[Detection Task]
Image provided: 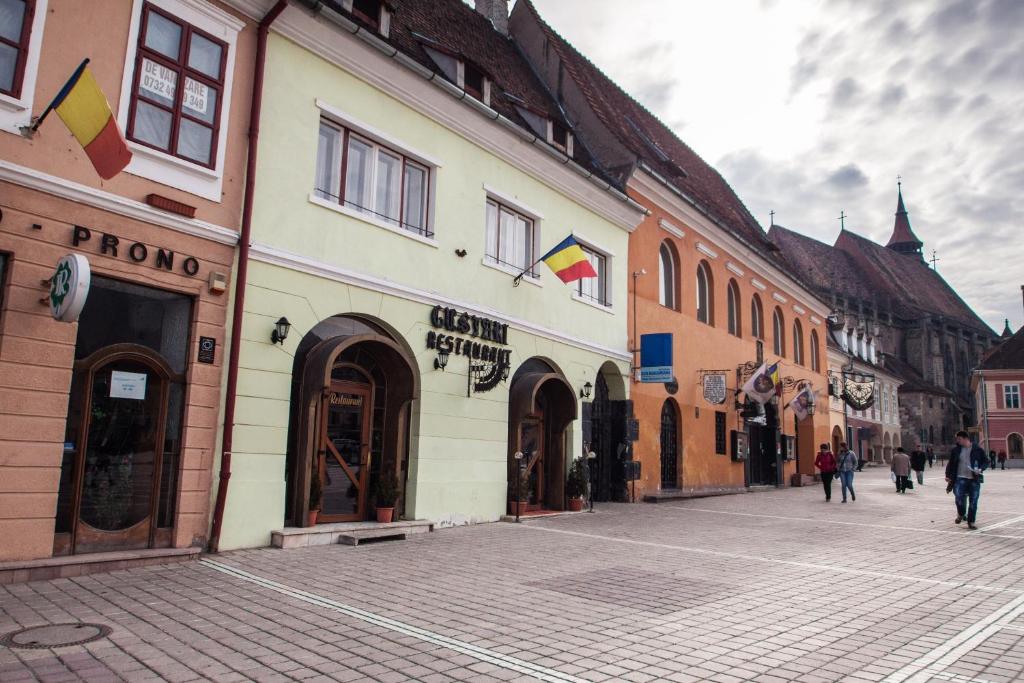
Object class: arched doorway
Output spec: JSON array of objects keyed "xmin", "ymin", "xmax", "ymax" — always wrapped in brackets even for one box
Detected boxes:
[
  {"xmin": 1008, "ymin": 433, "xmax": 1024, "ymax": 460},
  {"xmin": 831, "ymin": 426, "xmax": 843, "ymax": 454},
  {"xmin": 286, "ymin": 315, "xmax": 418, "ymax": 526},
  {"xmin": 508, "ymin": 358, "xmax": 576, "ymax": 513},
  {"xmin": 660, "ymin": 399, "xmax": 680, "ymax": 489},
  {"xmin": 585, "ymin": 362, "xmax": 628, "ymax": 502}
]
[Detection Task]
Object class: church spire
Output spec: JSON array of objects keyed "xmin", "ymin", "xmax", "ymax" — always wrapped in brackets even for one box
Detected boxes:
[
  {"xmin": 1003, "ymin": 318, "xmax": 1013, "ymax": 338},
  {"xmin": 886, "ymin": 179, "xmax": 924, "ymax": 259}
]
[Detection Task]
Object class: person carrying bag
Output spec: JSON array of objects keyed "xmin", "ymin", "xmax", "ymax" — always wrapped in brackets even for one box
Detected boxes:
[{"xmin": 836, "ymin": 442, "xmax": 857, "ymax": 503}]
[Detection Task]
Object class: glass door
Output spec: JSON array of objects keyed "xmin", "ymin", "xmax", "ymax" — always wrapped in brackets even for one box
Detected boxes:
[{"xmin": 318, "ymin": 382, "xmax": 372, "ymax": 522}]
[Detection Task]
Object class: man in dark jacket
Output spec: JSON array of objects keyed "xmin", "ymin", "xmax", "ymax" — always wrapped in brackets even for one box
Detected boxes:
[
  {"xmin": 910, "ymin": 447, "xmax": 927, "ymax": 485},
  {"xmin": 945, "ymin": 430, "xmax": 988, "ymax": 530}
]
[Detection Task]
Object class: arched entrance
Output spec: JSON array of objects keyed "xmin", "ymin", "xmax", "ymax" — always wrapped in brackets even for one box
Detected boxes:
[
  {"xmin": 1008, "ymin": 433, "xmax": 1023, "ymax": 459},
  {"xmin": 287, "ymin": 315, "xmax": 418, "ymax": 526},
  {"xmin": 508, "ymin": 358, "xmax": 576, "ymax": 512},
  {"xmin": 831, "ymin": 426, "xmax": 843, "ymax": 454},
  {"xmin": 660, "ymin": 399, "xmax": 680, "ymax": 489},
  {"xmin": 585, "ymin": 362, "xmax": 628, "ymax": 502}
]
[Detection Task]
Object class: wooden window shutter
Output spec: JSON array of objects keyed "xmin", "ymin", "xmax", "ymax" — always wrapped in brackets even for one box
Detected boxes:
[{"xmin": 996, "ymin": 384, "xmax": 1004, "ymax": 409}]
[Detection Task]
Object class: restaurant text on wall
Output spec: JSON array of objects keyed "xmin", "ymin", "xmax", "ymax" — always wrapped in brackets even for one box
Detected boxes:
[{"xmin": 426, "ymin": 305, "xmax": 512, "ymax": 367}]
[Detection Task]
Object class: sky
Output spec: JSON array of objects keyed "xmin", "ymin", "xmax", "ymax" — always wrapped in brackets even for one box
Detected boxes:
[{"xmin": 527, "ymin": 0, "xmax": 1024, "ymax": 334}]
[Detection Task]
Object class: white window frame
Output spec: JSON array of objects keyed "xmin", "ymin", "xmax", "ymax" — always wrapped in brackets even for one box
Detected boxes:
[
  {"xmin": 658, "ymin": 241, "xmax": 677, "ymax": 310},
  {"xmin": 572, "ymin": 238, "xmax": 612, "ymax": 310},
  {"xmin": 0, "ymin": 0, "xmax": 48, "ymax": 136},
  {"xmin": 116, "ymin": 0, "xmax": 241, "ymax": 201},
  {"xmin": 482, "ymin": 190, "xmax": 541, "ymax": 284},
  {"xmin": 1005, "ymin": 384, "xmax": 1021, "ymax": 410}
]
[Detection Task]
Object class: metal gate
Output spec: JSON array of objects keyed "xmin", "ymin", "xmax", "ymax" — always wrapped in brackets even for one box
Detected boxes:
[{"xmin": 660, "ymin": 400, "xmax": 679, "ymax": 488}]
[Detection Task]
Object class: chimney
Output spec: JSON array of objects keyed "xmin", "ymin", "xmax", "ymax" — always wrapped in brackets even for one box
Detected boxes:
[{"xmin": 475, "ymin": 0, "xmax": 509, "ymax": 36}]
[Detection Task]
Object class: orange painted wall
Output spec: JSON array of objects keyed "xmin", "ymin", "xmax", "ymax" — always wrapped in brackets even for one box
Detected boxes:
[{"xmin": 625, "ymin": 188, "xmax": 832, "ymax": 498}]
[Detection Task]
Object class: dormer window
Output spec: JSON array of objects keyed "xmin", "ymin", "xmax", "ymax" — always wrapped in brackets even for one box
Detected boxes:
[
  {"xmin": 342, "ymin": 0, "xmax": 390, "ymax": 37},
  {"xmin": 422, "ymin": 45, "xmax": 490, "ymax": 105},
  {"xmin": 463, "ymin": 63, "xmax": 484, "ymax": 100},
  {"xmin": 550, "ymin": 120, "xmax": 573, "ymax": 155}
]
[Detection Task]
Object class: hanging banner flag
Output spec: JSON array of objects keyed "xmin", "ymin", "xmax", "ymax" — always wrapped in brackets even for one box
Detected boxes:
[
  {"xmin": 540, "ymin": 235, "xmax": 598, "ymax": 284},
  {"xmin": 702, "ymin": 372, "xmax": 727, "ymax": 404},
  {"xmin": 30, "ymin": 59, "xmax": 132, "ymax": 179},
  {"xmin": 742, "ymin": 362, "xmax": 779, "ymax": 404},
  {"xmin": 639, "ymin": 333, "xmax": 673, "ymax": 383},
  {"xmin": 789, "ymin": 386, "xmax": 815, "ymax": 421}
]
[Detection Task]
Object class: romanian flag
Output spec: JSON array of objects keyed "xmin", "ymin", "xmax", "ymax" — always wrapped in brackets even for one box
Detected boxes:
[
  {"xmin": 540, "ymin": 235, "xmax": 597, "ymax": 284},
  {"xmin": 769, "ymin": 362, "xmax": 782, "ymax": 396},
  {"xmin": 50, "ymin": 60, "xmax": 132, "ymax": 179}
]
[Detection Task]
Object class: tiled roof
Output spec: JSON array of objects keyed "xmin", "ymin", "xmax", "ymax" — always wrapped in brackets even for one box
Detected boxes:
[
  {"xmin": 513, "ymin": 0, "xmax": 774, "ymax": 255},
  {"xmin": 767, "ymin": 225, "xmax": 875, "ymax": 303},
  {"xmin": 979, "ymin": 327, "xmax": 1024, "ymax": 370},
  {"xmin": 881, "ymin": 352, "xmax": 952, "ymax": 396},
  {"xmin": 319, "ymin": 0, "xmax": 605, "ymax": 177}
]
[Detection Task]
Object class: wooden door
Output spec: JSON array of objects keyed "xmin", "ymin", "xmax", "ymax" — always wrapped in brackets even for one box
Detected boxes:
[{"xmin": 318, "ymin": 382, "xmax": 372, "ymax": 522}]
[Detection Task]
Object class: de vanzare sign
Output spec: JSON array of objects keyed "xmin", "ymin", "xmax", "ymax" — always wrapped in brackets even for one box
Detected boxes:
[
  {"xmin": 72, "ymin": 225, "xmax": 201, "ymax": 277},
  {"xmin": 426, "ymin": 305, "xmax": 512, "ymax": 366}
]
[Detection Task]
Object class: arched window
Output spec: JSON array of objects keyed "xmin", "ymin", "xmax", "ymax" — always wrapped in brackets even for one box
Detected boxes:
[
  {"xmin": 772, "ymin": 307, "xmax": 785, "ymax": 356},
  {"xmin": 792, "ymin": 319, "xmax": 804, "ymax": 365},
  {"xmin": 810, "ymin": 329, "xmax": 820, "ymax": 372},
  {"xmin": 726, "ymin": 280, "xmax": 741, "ymax": 337},
  {"xmin": 751, "ymin": 294, "xmax": 764, "ymax": 339},
  {"xmin": 658, "ymin": 241, "xmax": 678, "ymax": 310},
  {"xmin": 696, "ymin": 261, "xmax": 714, "ymax": 325}
]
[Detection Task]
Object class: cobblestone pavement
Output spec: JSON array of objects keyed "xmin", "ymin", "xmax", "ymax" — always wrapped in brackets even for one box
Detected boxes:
[{"xmin": 3, "ymin": 467, "xmax": 1024, "ymax": 682}]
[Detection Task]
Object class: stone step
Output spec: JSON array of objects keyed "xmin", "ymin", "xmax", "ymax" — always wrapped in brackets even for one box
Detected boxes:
[
  {"xmin": 271, "ymin": 520, "xmax": 434, "ymax": 549},
  {"xmin": 0, "ymin": 547, "xmax": 200, "ymax": 585},
  {"xmin": 337, "ymin": 528, "xmax": 410, "ymax": 545}
]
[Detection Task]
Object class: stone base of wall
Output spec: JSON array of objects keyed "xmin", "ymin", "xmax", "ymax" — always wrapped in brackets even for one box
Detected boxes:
[{"xmin": 0, "ymin": 548, "xmax": 200, "ymax": 585}]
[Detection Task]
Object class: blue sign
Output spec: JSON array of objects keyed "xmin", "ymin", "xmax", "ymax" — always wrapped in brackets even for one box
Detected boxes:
[{"xmin": 639, "ymin": 333, "xmax": 673, "ymax": 383}]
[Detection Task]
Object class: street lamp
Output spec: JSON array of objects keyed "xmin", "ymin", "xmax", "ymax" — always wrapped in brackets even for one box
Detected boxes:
[
  {"xmin": 270, "ymin": 317, "xmax": 291, "ymax": 345},
  {"xmin": 580, "ymin": 381, "xmax": 593, "ymax": 399},
  {"xmin": 434, "ymin": 347, "xmax": 450, "ymax": 371},
  {"xmin": 587, "ymin": 450, "xmax": 597, "ymax": 513}
]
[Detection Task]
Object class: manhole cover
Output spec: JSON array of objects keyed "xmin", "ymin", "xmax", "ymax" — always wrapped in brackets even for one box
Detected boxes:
[{"xmin": 0, "ymin": 623, "xmax": 111, "ymax": 649}]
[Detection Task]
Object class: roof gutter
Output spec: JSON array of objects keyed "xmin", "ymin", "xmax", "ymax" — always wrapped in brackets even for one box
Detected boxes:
[
  {"xmin": 294, "ymin": 0, "xmax": 648, "ymax": 221},
  {"xmin": 208, "ymin": 0, "xmax": 288, "ymax": 554}
]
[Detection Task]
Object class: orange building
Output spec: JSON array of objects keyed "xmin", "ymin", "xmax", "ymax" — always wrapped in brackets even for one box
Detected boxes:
[
  {"xmin": 512, "ymin": 1, "xmax": 832, "ymax": 499},
  {"xmin": 0, "ymin": 0, "xmax": 255, "ymax": 568}
]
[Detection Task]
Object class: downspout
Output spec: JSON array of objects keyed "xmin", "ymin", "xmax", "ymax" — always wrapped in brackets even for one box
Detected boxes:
[{"xmin": 208, "ymin": 0, "xmax": 288, "ymax": 554}]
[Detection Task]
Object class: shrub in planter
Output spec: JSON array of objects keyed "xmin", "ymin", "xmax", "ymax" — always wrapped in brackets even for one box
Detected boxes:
[
  {"xmin": 565, "ymin": 457, "xmax": 588, "ymax": 509},
  {"xmin": 308, "ymin": 470, "xmax": 323, "ymax": 526},
  {"xmin": 373, "ymin": 470, "xmax": 400, "ymax": 523}
]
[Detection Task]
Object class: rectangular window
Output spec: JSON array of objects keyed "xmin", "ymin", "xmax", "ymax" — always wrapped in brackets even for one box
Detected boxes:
[
  {"xmin": 715, "ymin": 411, "xmax": 727, "ymax": 455},
  {"xmin": 0, "ymin": 0, "xmax": 33, "ymax": 98},
  {"xmin": 576, "ymin": 246, "xmax": 608, "ymax": 306},
  {"xmin": 127, "ymin": 3, "xmax": 226, "ymax": 168},
  {"xmin": 1005, "ymin": 385, "xmax": 1021, "ymax": 410},
  {"xmin": 314, "ymin": 120, "xmax": 432, "ymax": 237},
  {"xmin": 484, "ymin": 199, "xmax": 535, "ymax": 276}
]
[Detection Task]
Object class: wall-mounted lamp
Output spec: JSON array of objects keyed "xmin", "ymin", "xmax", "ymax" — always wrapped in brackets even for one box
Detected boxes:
[
  {"xmin": 580, "ymin": 381, "xmax": 593, "ymax": 399},
  {"xmin": 434, "ymin": 347, "xmax": 450, "ymax": 371},
  {"xmin": 271, "ymin": 317, "xmax": 291, "ymax": 345}
]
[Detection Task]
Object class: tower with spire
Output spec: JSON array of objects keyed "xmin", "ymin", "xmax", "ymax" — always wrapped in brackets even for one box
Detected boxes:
[{"xmin": 886, "ymin": 181, "xmax": 924, "ymax": 260}]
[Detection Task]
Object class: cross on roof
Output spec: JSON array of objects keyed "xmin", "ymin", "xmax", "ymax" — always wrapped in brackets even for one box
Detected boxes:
[
  {"xmin": 929, "ymin": 249, "xmax": 940, "ymax": 270},
  {"xmin": 769, "ymin": 210, "xmax": 775, "ymax": 227},
  {"xmin": 837, "ymin": 210, "xmax": 846, "ymax": 230}
]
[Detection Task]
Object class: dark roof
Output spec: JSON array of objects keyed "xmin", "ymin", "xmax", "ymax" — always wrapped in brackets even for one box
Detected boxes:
[
  {"xmin": 320, "ymin": 0, "xmax": 604, "ymax": 176},
  {"xmin": 886, "ymin": 187, "xmax": 923, "ymax": 249},
  {"xmin": 768, "ymin": 225, "xmax": 875, "ymax": 303},
  {"xmin": 980, "ymin": 326, "xmax": 1024, "ymax": 370},
  {"xmin": 512, "ymin": 0, "xmax": 774, "ymax": 255},
  {"xmin": 1002, "ymin": 319, "xmax": 1014, "ymax": 338},
  {"xmin": 881, "ymin": 352, "xmax": 952, "ymax": 396}
]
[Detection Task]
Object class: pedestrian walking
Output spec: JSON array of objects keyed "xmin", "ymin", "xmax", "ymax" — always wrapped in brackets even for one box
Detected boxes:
[
  {"xmin": 946, "ymin": 431, "xmax": 988, "ymax": 530},
  {"xmin": 998, "ymin": 450, "xmax": 1007, "ymax": 470},
  {"xmin": 814, "ymin": 443, "xmax": 837, "ymax": 502},
  {"xmin": 836, "ymin": 442, "xmax": 857, "ymax": 503},
  {"xmin": 927, "ymin": 447, "xmax": 934, "ymax": 468},
  {"xmin": 911, "ymin": 446, "xmax": 926, "ymax": 485},
  {"xmin": 989, "ymin": 449, "xmax": 998, "ymax": 470},
  {"xmin": 892, "ymin": 447, "xmax": 912, "ymax": 493}
]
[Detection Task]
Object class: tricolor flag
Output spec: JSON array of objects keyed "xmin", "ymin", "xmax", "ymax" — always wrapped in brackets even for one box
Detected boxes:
[
  {"xmin": 540, "ymin": 235, "xmax": 597, "ymax": 284},
  {"xmin": 39, "ymin": 59, "xmax": 132, "ymax": 179},
  {"xmin": 742, "ymin": 362, "xmax": 780, "ymax": 404}
]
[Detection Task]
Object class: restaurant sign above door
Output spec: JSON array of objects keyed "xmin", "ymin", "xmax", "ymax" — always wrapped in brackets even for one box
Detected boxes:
[
  {"xmin": 49, "ymin": 253, "xmax": 91, "ymax": 322},
  {"xmin": 426, "ymin": 305, "xmax": 512, "ymax": 394}
]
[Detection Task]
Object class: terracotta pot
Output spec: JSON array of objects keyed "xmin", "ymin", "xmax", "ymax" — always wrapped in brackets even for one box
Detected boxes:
[
  {"xmin": 376, "ymin": 507, "xmax": 395, "ymax": 523},
  {"xmin": 567, "ymin": 498, "xmax": 584, "ymax": 512},
  {"xmin": 307, "ymin": 509, "xmax": 319, "ymax": 526},
  {"xmin": 510, "ymin": 501, "xmax": 529, "ymax": 516}
]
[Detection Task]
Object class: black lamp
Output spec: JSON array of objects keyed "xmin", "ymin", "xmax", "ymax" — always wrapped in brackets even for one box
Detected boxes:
[
  {"xmin": 271, "ymin": 317, "xmax": 291, "ymax": 345},
  {"xmin": 434, "ymin": 348, "xmax": 450, "ymax": 371},
  {"xmin": 580, "ymin": 381, "xmax": 593, "ymax": 399}
]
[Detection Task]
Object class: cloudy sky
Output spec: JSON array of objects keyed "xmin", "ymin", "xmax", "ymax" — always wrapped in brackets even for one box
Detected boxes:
[{"xmin": 530, "ymin": 0, "xmax": 1024, "ymax": 333}]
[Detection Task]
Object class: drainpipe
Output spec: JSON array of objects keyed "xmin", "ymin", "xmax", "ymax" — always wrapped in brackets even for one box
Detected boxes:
[{"xmin": 208, "ymin": 0, "xmax": 288, "ymax": 554}]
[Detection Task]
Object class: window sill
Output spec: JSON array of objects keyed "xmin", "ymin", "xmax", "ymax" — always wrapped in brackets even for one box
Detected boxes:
[
  {"xmin": 572, "ymin": 292, "xmax": 613, "ymax": 314},
  {"xmin": 308, "ymin": 193, "xmax": 439, "ymax": 248},
  {"xmin": 0, "ymin": 92, "xmax": 28, "ymax": 114},
  {"xmin": 129, "ymin": 142, "xmax": 220, "ymax": 179},
  {"xmin": 481, "ymin": 257, "xmax": 542, "ymax": 287}
]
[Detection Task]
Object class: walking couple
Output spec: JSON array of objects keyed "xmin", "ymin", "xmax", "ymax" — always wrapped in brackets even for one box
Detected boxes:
[{"xmin": 815, "ymin": 442, "xmax": 857, "ymax": 502}]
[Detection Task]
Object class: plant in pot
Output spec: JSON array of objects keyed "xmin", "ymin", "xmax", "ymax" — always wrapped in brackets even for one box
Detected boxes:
[
  {"xmin": 308, "ymin": 470, "xmax": 323, "ymax": 526},
  {"xmin": 565, "ymin": 457, "xmax": 588, "ymax": 511},
  {"xmin": 373, "ymin": 470, "xmax": 400, "ymax": 523},
  {"xmin": 510, "ymin": 467, "xmax": 533, "ymax": 516}
]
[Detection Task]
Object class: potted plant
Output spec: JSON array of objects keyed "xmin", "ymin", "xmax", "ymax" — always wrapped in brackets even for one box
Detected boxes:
[
  {"xmin": 373, "ymin": 470, "xmax": 400, "ymax": 523},
  {"xmin": 510, "ymin": 467, "xmax": 532, "ymax": 516},
  {"xmin": 565, "ymin": 457, "xmax": 588, "ymax": 511},
  {"xmin": 308, "ymin": 470, "xmax": 322, "ymax": 527}
]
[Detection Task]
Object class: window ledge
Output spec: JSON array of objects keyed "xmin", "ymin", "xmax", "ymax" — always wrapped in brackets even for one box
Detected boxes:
[
  {"xmin": 308, "ymin": 193, "xmax": 439, "ymax": 248},
  {"xmin": 572, "ymin": 292, "xmax": 613, "ymax": 314},
  {"xmin": 0, "ymin": 92, "xmax": 28, "ymax": 114},
  {"xmin": 480, "ymin": 257, "xmax": 542, "ymax": 287},
  {"xmin": 129, "ymin": 142, "xmax": 220, "ymax": 180}
]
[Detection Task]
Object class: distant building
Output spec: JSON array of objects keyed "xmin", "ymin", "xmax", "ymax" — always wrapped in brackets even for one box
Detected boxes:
[
  {"xmin": 974, "ymin": 325, "xmax": 1024, "ymax": 466},
  {"xmin": 769, "ymin": 186, "xmax": 997, "ymax": 454}
]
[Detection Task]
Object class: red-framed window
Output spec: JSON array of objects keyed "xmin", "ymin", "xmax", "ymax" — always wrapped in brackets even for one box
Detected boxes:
[
  {"xmin": 315, "ymin": 119, "xmax": 432, "ymax": 238},
  {"xmin": 0, "ymin": 0, "xmax": 34, "ymax": 98},
  {"xmin": 126, "ymin": 2, "xmax": 227, "ymax": 168}
]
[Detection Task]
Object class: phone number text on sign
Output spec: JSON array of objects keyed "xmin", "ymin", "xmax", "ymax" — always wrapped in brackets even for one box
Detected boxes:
[
  {"xmin": 141, "ymin": 58, "xmax": 177, "ymax": 101},
  {"xmin": 184, "ymin": 78, "xmax": 209, "ymax": 116}
]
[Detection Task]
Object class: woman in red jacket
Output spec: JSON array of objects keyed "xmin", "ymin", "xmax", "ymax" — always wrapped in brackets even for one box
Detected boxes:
[{"xmin": 814, "ymin": 443, "xmax": 838, "ymax": 502}]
